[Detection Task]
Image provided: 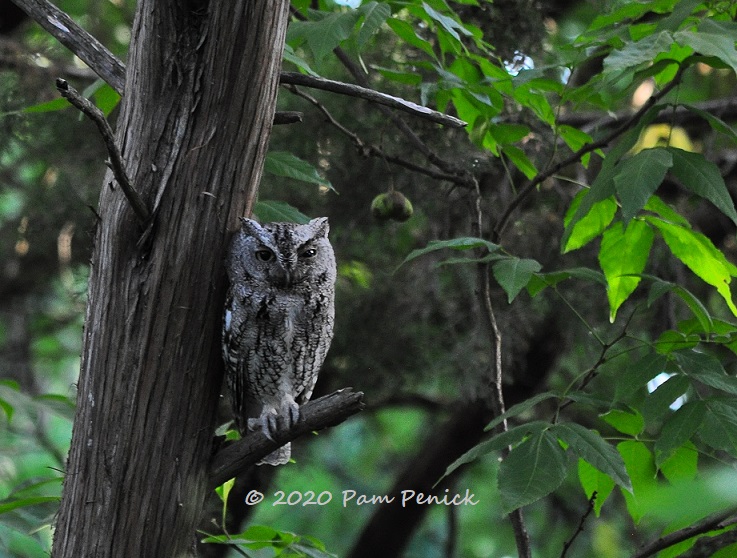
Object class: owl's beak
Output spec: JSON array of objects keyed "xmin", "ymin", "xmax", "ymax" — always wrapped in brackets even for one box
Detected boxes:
[{"xmin": 275, "ymin": 261, "xmax": 296, "ymax": 288}]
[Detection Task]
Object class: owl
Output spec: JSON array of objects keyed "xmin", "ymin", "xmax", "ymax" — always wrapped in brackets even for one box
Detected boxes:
[{"xmin": 222, "ymin": 217, "xmax": 336, "ymax": 465}]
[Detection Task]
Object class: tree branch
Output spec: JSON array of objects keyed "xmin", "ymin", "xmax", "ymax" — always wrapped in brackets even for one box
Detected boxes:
[
  {"xmin": 11, "ymin": 0, "xmax": 126, "ymax": 94},
  {"xmin": 209, "ymin": 388, "xmax": 365, "ymax": 489},
  {"xmin": 55, "ymin": 78, "xmax": 150, "ymax": 223},
  {"xmin": 631, "ymin": 509, "xmax": 737, "ymax": 558},
  {"xmin": 560, "ymin": 492, "xmax": 597, "ymax": 558},
  {"xmin": 286, "ymin": 85, "xmax": 461, "ymax": 183},
  {"xmin": 280, "ymin": 72, "xmax": 466, "ymax": 129}
]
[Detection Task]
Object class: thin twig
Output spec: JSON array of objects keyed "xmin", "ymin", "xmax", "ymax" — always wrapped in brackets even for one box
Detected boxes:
[
  {"xmin": 561, "ymin": 492, "xmax": 597, "ymax": 558},
  {"xmin": 494, "ymin": 65, "xmax": 688, "ymax": 241},
  {"xmin": 631, "ymin": 509, "xmax": 737, "ymax": 558},
  {"xmin": 280, "ymin": 72, "xmax": 466, "ymax": 128},
  {"xmin": 331, "ymin": 47, "xmax": 471, "ymax": 181},
  {"xmin": 473, "ymin": 175, "xmax": 532, "ymax": 558},
  {"xmin": 55, "ymin": 78, "xmax": 150, "ymax": 223},
  {"xmin": 287, "ymin": 85, "xmax": 461, "ymax": 182}
]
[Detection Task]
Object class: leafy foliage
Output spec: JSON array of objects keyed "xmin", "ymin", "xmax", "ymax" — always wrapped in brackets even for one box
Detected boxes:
[{"xmin": 5, "ymin": 0, "xmax": 737, "ymax": 556}]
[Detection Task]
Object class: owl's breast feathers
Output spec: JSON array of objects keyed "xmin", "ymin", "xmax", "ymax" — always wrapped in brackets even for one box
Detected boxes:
[{"xmin": 222, "ymin": 287, "xmax": 333, "ymax": 405}]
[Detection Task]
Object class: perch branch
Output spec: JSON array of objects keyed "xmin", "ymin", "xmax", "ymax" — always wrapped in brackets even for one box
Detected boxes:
[
  {"xmin": 55, "ymin": 78, "xmax": 150, "ymax": 223},
  {"xmin": 493, "ymin": 64, "xmax": 687, "ymax": 241},
  {"xmin": 11, "ymin": 0, "xmax": 126, "ymax": 94},
  {"xmin": 209, "ymin": 388, "xmax": 365, "ymax": 489},
  {"xmin": 631, "ymin": 509, "xmax": 737, "ymax": 558},
  {"xmin": 280, "ymin": 72, "xmax": 466, "ymax": 129}
]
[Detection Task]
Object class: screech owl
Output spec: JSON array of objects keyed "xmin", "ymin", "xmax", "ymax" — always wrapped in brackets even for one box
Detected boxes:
[{"xmin": 222, "ymin": 217, "xmax": 336, "ymax": 465}]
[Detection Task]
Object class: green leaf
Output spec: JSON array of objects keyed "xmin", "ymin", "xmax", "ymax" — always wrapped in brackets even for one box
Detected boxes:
[
  {"xmin": 264, "ymin": 151, "xmax": 334, "ymax": 191},
  {"xmin": 23, "ymin": 97, "xmax": 70, "ymax": 114},
  {"xmin": 484, "ymin": 392, "xmax": 561, "ymax": 433},
  {"xmin": 562, "ymin": 104, "xmax": 664, "ymax": 247},
  {"xmin": 674, "ymin": 350, "xmax": 737, "ymax": 396},
  {"xmin": 215, "ymin": 477, "xmax": 235, "ymax": 529},
  {"xmin": 527, "ymin": 267, "xmax": 606, "ymax": 297},
  {"xmin": 603, "ymin": 31, "xmax": 675, "ymax": 72},
  {"xmin": 598, "ymin": 220, "xmax": 654, "ymax": 322},
  {"xmin": 667, "ymin": 147, "xmax": 737, "ymax": 225},
  {"xmin": 699, "ymin": 399, "xmax": 737, "ymax": 456},
  {"xmin": 563, "ymin": 193, "xmax": 618, "ymax": 253},
  {"xmin": 654, "ymin": 401, "xmax": 705, "ymax": 466},
  {"xmin": 372, "ymin": 66, "xmax": 422, "ymax": 86},
  {"xmin": 400, "ymin": 237, "xmax": 499, "ymax": 267},
  {"xmin": 682, "ymin": 104, "xmax": 737, "ymax": 145},
  {"xmin": 357, "ymin": 2, "xmax": 391, "ymax": 48},
  {"xmin": 642, "ymin": 374, "xmax": 690, "ymax": 424},
  {"xmin": 618, "ymin": 440, "xmax": 657, "ymax": 523},
  {"xmin": 0, "ymin": 398, "xmax": 12, "ymax": 422},
  {"xmin": 420, "ymin": 2, "xmax": 473, "ymax": 42},
  {"xmin": 659, "ymin": 442, "xmax": 698, "ymax": 484},
  {"xmin": 614, "ymin": 148, "xmax": 673, "ymax": 224},
  {"xmin": 578, "ymin": 459, "xmax": 615, "ymax": 516},
  {"xmin": 87, "ymin": 81, "xmax": 121, "ymax": 117},
  {"xmin": 287, "ymin": 11, "xmax": 362, "ymax": 61},
  {"xmin": 553, "ymin": 423, "xmax": 632, "ymax": 490},
  {"xmin": 498, "ymin": 430, "xmax": 569, "ymax": 513},
  {"xmin": 252, "ymin": 200, "xmax": 311, "ymax": 224},
  {"xmin": 492, "ymin": 257, "xmax": 542, "ymax": 303},
  {"xmin": 643, "ymin": 195, "xmax": 690, "ymax": 226},
  {"xmin": 674, "ymin": 30, "xmax": 737, "ymax": 74},
  {"xmin": 501, "ymin": 144, "xmax": 538, "ymax": 179},
  {"xmin": 645, "ymin": 278, "xmax": 713, "ymax": 334},
  {"xmin": 33, "ymin": 393, "xmax": 76, "ymax": 420},
  {"xmin": 601, "ymin": 409, "xmax": 644, "ymax": 436},
  {"xmin": 283, "ymin": 44, "xmax": 320, "ymax": 76},
  {"xmin": 646, "ymin": 217, "xmax": 737, "ymax": 316},
  {"xmin": 0, "ymin": 496, "xmax": 60, "ymax": 515},
  {"xmin": 613, "ymin": 353, "xmax": 669, "ymax": 403},
  {"xmin": 441, "ymin": 421, "xmax": 550, "ymax": 481},
  {"xmin": 386, "ymin": 18, "xmax": 437, "ymax": 60}
]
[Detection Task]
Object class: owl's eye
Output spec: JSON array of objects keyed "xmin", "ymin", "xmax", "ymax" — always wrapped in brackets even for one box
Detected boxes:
[
  {"xmin": 301, "ymin": 248, "xmax": 317, "ymax": 259},
  {"xmin": 255, "ymin": 249, "xmax": 274, "ymax": 262}
]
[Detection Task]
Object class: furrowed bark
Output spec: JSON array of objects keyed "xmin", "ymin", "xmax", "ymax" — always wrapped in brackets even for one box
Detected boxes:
[{"xmin": 52, "ymin": 2, "xmax": 290, "ymax": 556}]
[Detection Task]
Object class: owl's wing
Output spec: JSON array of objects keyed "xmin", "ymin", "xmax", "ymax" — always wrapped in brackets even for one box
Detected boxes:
[
  {"xmin": 222, "ymin": 288, "xmax": 250, "ymax": 430},
  {"xmin": 294, "ymin": 298, "xmax": 335, "ymax": 404}
]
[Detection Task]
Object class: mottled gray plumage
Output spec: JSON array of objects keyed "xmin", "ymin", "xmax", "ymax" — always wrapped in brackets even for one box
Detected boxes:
[{"xmin": 222, "ymin": 217, "xmax": 336, "ymax": 465}]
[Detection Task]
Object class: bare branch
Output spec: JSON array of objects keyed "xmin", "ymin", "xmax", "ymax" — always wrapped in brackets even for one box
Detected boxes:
[
  {"xmin": 55, "ymin": 78, "xmax": 150, "ymax": 223},
  {"xmin": 11, "ymin": 0, "xmax": 126, "ymax": 94},
  {"xmin": 280, "ymin": 71, "xmax": 467, "ymax": 129},
  {"xmin": 209, "ymin": 388, "xmax": 365, "ymax": 489},
  {"xmin": 631, "ymin": 509, "xmax": 737, "ymax": 558},
  {"xmin": 473, "ymin": 175, "xmax": 532, "ymax": 558},
  {"xmin": 561, "ymin": 492, "xmax": 597, "ymax": 558},
  {"xmin": 287, "ymin": 85, "xmax": 461, "ymax": 183}
]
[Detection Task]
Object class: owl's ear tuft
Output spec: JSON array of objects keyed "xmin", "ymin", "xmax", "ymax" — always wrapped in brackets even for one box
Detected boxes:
[
  {"xmin": 308, "ymin": 217, "xmax": 329, "ymax": 238},
  {"xmin": 240, "ymin": 218, "xmax": 264, "ymax": 237}
]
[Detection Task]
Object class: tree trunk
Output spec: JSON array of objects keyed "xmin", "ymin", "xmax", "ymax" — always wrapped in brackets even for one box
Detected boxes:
[{"xmin": 52, "ymin": 2, "xmax": 290, "ymax": 556}]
